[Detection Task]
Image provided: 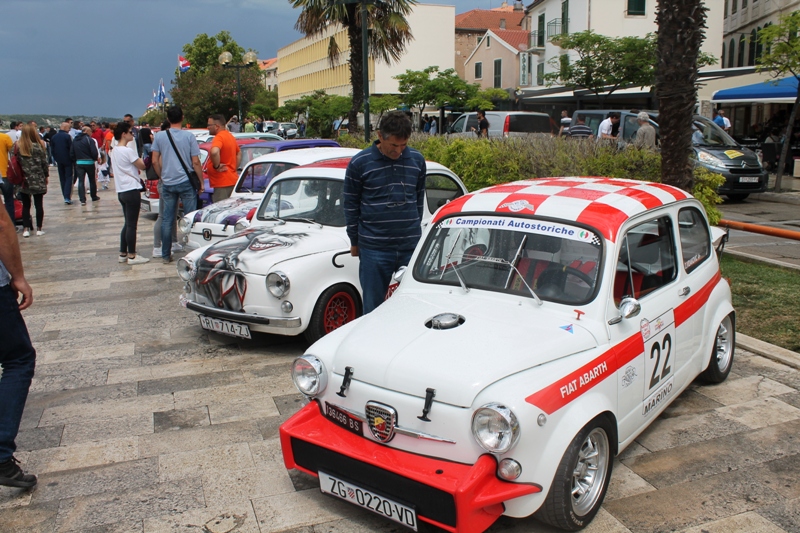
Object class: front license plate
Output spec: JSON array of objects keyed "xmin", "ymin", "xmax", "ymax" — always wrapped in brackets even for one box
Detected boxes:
[
  {"xmin": 324, "ymin": 402, "xmax": 363, "ymax": 436},
  {"xmin": 140, "ymin": 202, "xmax": 151, "ymax": 212},
  {"xmin": 319, "ymin": 471, "xmax": 417, "ymax": 531},
  {"xmin": 739, "ymin": 176, "xmax": 760, "ymax": 183},
  {"xmin": 198, "ymin": 315, "xmax": 251, "ymax": 339}
]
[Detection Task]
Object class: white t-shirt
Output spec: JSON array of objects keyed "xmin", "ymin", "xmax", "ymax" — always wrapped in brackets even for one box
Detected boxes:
[
  {"xmin": 723, "ymin": 117, "xmax": 731, "ymax": 129},
  {"xmin": 8, "ymin": 129, "xmax": 21, "ymax": 143},
  {"xmin": 110, "ymin": 145, "xmax": 142, "ymax": 193},
  {"xmin": 598, "ymin": 118, "xmax": 615, "ymax": 139}
]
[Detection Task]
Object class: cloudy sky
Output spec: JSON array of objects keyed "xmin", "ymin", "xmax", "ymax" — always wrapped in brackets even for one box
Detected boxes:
[{"xmin": 2, "ymin": 0, "xmax": 508, "ymax": 118}]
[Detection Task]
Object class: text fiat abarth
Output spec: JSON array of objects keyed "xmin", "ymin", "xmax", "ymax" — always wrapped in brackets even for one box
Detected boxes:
[
  {"xmin": 279, "ymin": 177, "xmax": 735, "ymax": 532},
  {"xmin": 177, "ymin": 157, "xmax": 467, "ymax": 343}
]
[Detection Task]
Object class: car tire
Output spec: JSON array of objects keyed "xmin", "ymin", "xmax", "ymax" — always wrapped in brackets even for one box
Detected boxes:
[
  {"xmin": 536, "ymin": 416, "xmax": 614, "ymax": 531},
  {"xmin": 725, "ymin": 193, "xmax": 749, "ymax": 202},
  {"xmin": 304, "ymin": 284, "xmax": 361, "ymax": 344},
  {"xmin": 700, "ymin": 313, "xmax": 735, "ymax": 383}
]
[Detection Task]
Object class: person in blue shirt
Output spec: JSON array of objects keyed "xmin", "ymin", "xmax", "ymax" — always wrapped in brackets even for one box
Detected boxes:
[{"xmin": 344, "ymin": 111, "xmax": 426, "ymax": 314}]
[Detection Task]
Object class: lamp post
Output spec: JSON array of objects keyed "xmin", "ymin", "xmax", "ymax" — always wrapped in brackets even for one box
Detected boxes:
[{"xmin": 219, "ymin": 50, "xmax": 258, "ymax": 124}]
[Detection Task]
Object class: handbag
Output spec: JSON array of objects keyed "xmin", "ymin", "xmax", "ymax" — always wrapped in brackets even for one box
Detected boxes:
[
  {"xmin": 7, "ymin": 146, "xmax": 24, "ymax": 186},
  {"xmin": 165, "ymin": 130, "xmax": 202, "ymax": 191}
]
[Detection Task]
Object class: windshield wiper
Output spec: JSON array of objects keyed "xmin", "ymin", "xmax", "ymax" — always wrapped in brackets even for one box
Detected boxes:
[
  {"xmin": 259, "ymin": 214, "xmax": 286, "ymax": 225},
  {"xmin": 441, "ymin": 230, "xmax": 469, "ymax": 292},
  {"xmin": 283, "ymin": 217, "xmax": 323, "ymax": 228},
  {"xmin": 470, "ymin": 256, "xmax": 542, "ymax": 306}
]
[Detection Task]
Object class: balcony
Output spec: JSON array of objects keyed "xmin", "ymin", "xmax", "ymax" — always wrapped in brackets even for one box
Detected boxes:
[
  {"xmin": 547, "ymin": 18, "xmax": 569, "ymax": 39},
  {"xmin": 529, "ymin": 30, "xmax": 546, "ymax": 51}
]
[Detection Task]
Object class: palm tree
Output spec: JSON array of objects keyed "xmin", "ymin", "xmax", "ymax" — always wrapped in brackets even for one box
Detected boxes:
[
  {"xmin": 655, "ymin": 0, "xmax": 708, "ymax": 191},
  {"xmin": 290, "ymin": 0, "xmax": 416, "ymax": 134}
]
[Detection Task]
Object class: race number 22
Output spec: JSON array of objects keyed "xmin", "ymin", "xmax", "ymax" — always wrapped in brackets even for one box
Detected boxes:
[{"xmin": 640, "ymin": 309, "xmax": 676, "ymax": 392}]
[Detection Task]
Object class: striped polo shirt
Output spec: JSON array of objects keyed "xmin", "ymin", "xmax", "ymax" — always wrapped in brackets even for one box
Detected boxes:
[{"xmin": 344, "ymin": 141, "xmax": 427, "ymax": 251}]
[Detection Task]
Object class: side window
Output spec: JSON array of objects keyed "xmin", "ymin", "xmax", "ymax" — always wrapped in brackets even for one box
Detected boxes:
[
  {"xmin": 622, "ymin": 115, "xmax": 640, "ymax": 141},
  {"xmin": 466, "ymin": 115, "xmax": 480, "ymax": 132},
  {"xmin": 678, "ymin": 207, "xmax": 710, "ymax": 273},
  {"xmin": 451, "ymin": 115, "xmax": 467, "ymax": 133},
  {"xmin": 614, "ymin": 216, "xmax": 677, "ymax": 303},
  {"xmin": 425, "ymin": 174, "xmax": 464, "ymax": 215},
  {"xmin": 475, "ymin": 62, "xmax": 483, "ymax": 79}
]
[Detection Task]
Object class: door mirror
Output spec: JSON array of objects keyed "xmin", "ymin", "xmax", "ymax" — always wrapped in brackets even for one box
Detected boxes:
[{"xmin": 609, "ymin": 297, "xmax": 641, "ymax": 325}]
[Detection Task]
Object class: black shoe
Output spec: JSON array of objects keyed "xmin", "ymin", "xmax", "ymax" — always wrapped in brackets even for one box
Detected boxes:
[
  {"xmin": 91, "ymin": 197, "xmax": 100, "ymax": 201},
  {"xmin": 0, "ymin": 457, "xmax": 37, "ymax": 488}
]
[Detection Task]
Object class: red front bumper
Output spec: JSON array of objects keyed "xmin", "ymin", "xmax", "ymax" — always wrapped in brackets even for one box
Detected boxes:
[{"xmin": 280, "ymin": 401, "xmax": 540, "ymax": 533}]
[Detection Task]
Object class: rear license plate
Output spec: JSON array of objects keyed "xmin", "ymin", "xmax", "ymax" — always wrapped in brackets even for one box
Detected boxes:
[
  {"xmin": 739, "ymin": 176, "xmax": 760, "ymax": 183},
  {"xmin": 198, "ymin": 315, "xmax": 251, "ymax": 339},
  {"xmin": 324, "ymin": 402, "xmax": 363, "ymax": 436},
  {"xmin": 319, "ymin": 471, "xmax": 417, "ymax": 531}
]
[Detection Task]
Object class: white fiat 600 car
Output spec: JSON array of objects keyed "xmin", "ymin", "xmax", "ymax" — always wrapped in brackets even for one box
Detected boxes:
[
  {"xmin": 179, "ymin": 147, "xmax": 359, "ymax": 250},
  {"xmin": 177, "ymin": 157, "xmax": 468, "ymax": 343},
  {"xmin": 279, "ymin": 177, "xmax": 735, "ymax": 533}
]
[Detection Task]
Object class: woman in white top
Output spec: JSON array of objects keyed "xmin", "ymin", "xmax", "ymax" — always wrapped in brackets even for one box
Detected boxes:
[{"xmin": 109, "ymin": 122, "xmax": 149, "ymax": 265}]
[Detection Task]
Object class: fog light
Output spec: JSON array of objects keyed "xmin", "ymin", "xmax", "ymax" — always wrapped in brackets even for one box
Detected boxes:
[
  {"xmin": 497, "ymin": 458, "xmax": 522, "ymax": 480},
  {"xmin": 281, "ymin": 301, "xmax": 294, "ymax": 313}
]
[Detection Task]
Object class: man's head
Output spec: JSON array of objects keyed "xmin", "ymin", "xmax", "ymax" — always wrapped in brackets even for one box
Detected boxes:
[
  {"xmin": 65, "ymin": 118, "xmax": 74, "ymax": 127},
  {"xmin": 82, "ymin": 126, "xmax": 92, "ymax": 135},
  {"xmin": 718, "ymin": 109, "xmax": 725, "ymax": 117},
  {"xmin": 561, "ymin": 109, "xmax": 569, "ymax": 118},
  {"xmin": 60, "ymin": 121, "xmax": 71, "ymax": 132},
  {"xmin": 377, "ymin": 111, "xmax": 412, "ymax": 160},
  {"xmin": 576, "ymin": 115, "xmax": 586, "ymax": 124},
  {"xmin": 124, "ymin": 114, "xmax": 135, "ymax": 127},
  {"xmin": 166, "ymin": 106, "xmax": 184, "ymax": 126},
  {"xmin": 608, "ymin": 112, "xmax": 620, "ymax": 124},
  {"xmin": 207, "ymin": 114, "xmax": 226, "ymax": 136},
  {"xmin": 477, "ymin": 110, "xmax": 486, "ymax": 119},
  {"xmin": 637, "ymin": 112, "xmax": 650, "ymax": 125},
  {"xmin": 8, "ymin": 121, "xmax": 16, "ymax": 130},
  {"xmin": 90, "ymin": 121, "xmax": 98, "ymax": 131}
]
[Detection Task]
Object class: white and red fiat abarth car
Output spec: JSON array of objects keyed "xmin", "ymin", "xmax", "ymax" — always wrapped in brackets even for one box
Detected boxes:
[{"xmin": 279, "ymin": 177, "xmax": 735, "ymax": 532}]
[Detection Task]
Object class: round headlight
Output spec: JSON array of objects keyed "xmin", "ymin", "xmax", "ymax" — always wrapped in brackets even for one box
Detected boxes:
[
  {"xmin": 471, "ymin": 403, "xmax": 520, "ymax": 454},
  {"xmin": 291, "ymin": 355, "xmax": 327, "ymax": 396},
  {"xmin": 234, "ymin": 219, "xmax": 250, "ymax": 233},
  {"xmin": 266, "ymin": 271, "xmax": 290, "ymax": 298},
  {"xmin": 176, "ymin": 257, "xmax": 197, "ymax": 281},
  {"xmin": 178, "ymin": 217, "xmax": 192, "ymax": 235}
]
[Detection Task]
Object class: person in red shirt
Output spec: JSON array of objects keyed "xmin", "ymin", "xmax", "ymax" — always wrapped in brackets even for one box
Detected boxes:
[
  {"xmin": 90, "ymin": 121, "xmax": 105, "ymax": 148},
  {"xmin": 206, "ymin": 114, "xmax": 241, "ymax": 202}
]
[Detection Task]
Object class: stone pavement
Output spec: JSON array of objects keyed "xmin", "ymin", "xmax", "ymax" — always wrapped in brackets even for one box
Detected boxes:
[{"xmin": 1, "ymin": 173, "xmax": 800, "ymax": 533}]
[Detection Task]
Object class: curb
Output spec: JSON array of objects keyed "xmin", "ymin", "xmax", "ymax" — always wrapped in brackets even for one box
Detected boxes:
[
  {"xmin": 724, "ymin": 249, "xmax": 800, "ymax": 271},
  {"xmin": 750, "ymin": 191, "xmax": 800, "ymax": 205},
  {"xmin": 736, "ymin": 333, "xmax": 800, "ymax": 370}
]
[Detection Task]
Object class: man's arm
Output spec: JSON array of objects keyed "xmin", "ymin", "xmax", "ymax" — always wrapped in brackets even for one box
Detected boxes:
[
  {"xmin": 416, "ymin": 159, "xmax": 427, "ymax": 220},
  {"xmin": 191, "ymin": 155, "xmax": 205, "ymax": 193},
  {"xmin": 0, "ymin": 204, "xmax": 32, "ymax": 310},
  {"xmin": 343, "ymin": 161, "xmax": 363, "ymax": 256},
  {"xmin": 210, "ymin": 146, "xmax": 221, "ymax": 170},
  {"xmin": 235, "ymin": 145, "xmax": 242, "ymax": 170},
  {"xmin": 152, "ymin": 151, "xmax": 162, "ymax": 178}
]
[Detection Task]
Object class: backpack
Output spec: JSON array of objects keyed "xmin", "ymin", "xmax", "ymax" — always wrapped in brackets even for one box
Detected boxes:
[{"xmin": 7, "ymin": 146, "xmax": 24, "ymax": 185}]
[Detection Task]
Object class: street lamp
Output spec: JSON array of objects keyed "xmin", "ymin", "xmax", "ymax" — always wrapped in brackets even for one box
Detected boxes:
[{"xmin": 219, "ymin": 50, "xmax": 258, "ymax": 124}]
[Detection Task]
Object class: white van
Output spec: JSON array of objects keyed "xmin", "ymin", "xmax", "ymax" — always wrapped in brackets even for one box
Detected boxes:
[{"xmin": 447, "ymin": 111, "xmax": 555, "ymax": 138}]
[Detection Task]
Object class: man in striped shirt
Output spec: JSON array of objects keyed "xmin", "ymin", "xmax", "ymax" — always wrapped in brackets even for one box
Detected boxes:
[{"xmin": 344, "ymin": 111, "xmax": 427, "ymax": 314}]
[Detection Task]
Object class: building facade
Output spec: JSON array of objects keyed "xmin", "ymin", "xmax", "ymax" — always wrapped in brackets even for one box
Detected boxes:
[
  {"xmin": 455, "ymin": 3, "xmax": 525, "ymax": 79},
  {"xmin": 464, "ymin": 29, "xmax": 530, "ymax": 90},
  {"xmin": 259, "ymin": 58, "xmax": 278, "ymax": 92},
  {"xmin": 721, "ymin": 0, "xmax": 799, "ymax": 69},
  {"xmin": 277, "ymin": 4, "xmax": 455, "ymax": 107}
]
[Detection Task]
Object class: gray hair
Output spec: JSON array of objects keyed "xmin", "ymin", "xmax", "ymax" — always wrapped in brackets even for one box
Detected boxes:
[
  {"xmin": 637, "ymin": 112, "xmax": 650, "ymax": 122},
  {"xmin": 378, "ymin": 111, "xmax": 412, "ymax": 139}
]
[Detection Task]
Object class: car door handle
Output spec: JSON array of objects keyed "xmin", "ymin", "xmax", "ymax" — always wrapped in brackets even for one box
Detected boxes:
[{"xmin": 679, "ymin": 286, "xmax": 691, "ymax": 296}]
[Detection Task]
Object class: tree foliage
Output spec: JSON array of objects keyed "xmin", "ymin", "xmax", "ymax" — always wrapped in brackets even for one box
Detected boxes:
[
  {"xmin": 290, "ymin": 0, "xmax": 416, "ymax": 133},
  {"xmin": 170, "ymin": 32, "xmax": 263, "ymax": 127},
  {"xmin": 281, "ymin": 90, "xmax": 352, "ymax": 138},
  {"xmin": 757, "ymin": 11, "xmax": 800, "ymax": 191},
  {"xmin": 395, "ymin": 67, "xmax": 507, "ymax": 114},
  {"xmin": 369, "ymin": 94, "xmax": 401, "ymax": 123}
]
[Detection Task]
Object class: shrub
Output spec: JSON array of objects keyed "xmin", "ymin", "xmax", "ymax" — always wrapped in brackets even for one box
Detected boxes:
[{"xmin": 691, "ymin": 167, "xmax": 725, "ymax": 225}]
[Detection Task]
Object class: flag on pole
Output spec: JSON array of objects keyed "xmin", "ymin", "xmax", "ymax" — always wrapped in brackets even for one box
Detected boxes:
[
  {"xmin": 147, "ymin": 101, "xmax": 157, "ymax": 110},
  {"xmin": 157, "ymin": 79, "xmax": 166, "ymax": 104},
  {"xmin": 178, "ymin": 55, "xmax": 191, "ymax": 73}
]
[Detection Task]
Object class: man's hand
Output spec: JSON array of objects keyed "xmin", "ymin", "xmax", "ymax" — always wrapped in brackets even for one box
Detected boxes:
[
  {"xmin": 215, "ymin": 163, "xmax": 230, "ymax": 173},
  {"xmin": 11, "ymin": 277, "xmax": 33, "ymax": 311},
  {"xmin": 350, "ymin": 245, "xmax": 359, "ymax": 257}
]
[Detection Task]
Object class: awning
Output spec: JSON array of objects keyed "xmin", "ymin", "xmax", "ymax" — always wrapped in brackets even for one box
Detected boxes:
[{"xmin": 711, "ymin": 76, "xmax": 800, "ymax": 104}]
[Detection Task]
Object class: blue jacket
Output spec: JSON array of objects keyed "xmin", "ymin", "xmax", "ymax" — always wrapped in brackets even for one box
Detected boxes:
[{"xmin": 50, "ymin": 130, "xmax": 72, "ymax": 165}]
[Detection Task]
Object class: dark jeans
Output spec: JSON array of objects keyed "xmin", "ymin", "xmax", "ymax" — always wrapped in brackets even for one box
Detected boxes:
[
  {"xmin": 0, "ymin": 284, "xmax": 36, "ymax": 462},
  {"xmin": 161, "ymin": 180, "xmax": 197, "ymax": 259},
  {"xmin": 358, "ymin": 246, "xmax": 414, "ymax": 314},
  {"xmin": 118, "ymin": 189, "xmax": 142, "ymax": 254},
  {"xmin": 21, "ymin": 193, "xmax": 44, "ymax": 230},
  {"xmin": 0, "ymin": 178, "xmax": 14, "ymax": 223},
  {"xmin": 76, "ymin": 165, "xmax": 98, "ymax": 203},
  {"xmin": 56, "ymin": 162, "xmax": 74, "ymax": 201}
]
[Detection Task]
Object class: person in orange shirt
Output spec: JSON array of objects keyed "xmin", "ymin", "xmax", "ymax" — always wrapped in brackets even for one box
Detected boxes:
[
  {"xmin": 0, "ymin": 131, "xmax": 15, "ymax": 223},
  {"xmin": 206, "ymin": 114, "xmax": 241, "ymax": 202}
]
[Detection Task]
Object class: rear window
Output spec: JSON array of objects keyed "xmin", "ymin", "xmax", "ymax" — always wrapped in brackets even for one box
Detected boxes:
[{"xmin": 508, "ymin": 115, "xmax": 553, "ymax": 134}]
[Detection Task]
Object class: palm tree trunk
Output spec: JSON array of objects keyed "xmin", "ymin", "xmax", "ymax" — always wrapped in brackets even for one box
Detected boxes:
[
  {"xmin": 775, "ymin": 81, "xmax": 800, "ymax": 192},
  {"xmin": 656, "ymin": 0, "xmax": 707, "ymax": 192},
  {"xmin": 347, "ymin": 7, "xmax": 363, "ymax": 135}
]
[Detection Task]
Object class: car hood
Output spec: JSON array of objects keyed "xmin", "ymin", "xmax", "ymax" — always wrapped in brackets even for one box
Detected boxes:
[
  {"xmin": 193, "ymin": 224, "xmax": 349, "ymax": 277},
  {"xmin": 192, "ymin": 196, "xmax": 262, "ymax": 225},
  {"xmin": 330, "ymin": 292, "xmax": 598, "ymax": 407},
  {"xmin": 696, "ymin": 145, "xmax": 761, "ymax": 165}
]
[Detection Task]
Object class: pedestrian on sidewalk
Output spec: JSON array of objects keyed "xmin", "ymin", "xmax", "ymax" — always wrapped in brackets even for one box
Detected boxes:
[
  {"xmin": 17, "ymin": 125, "xmax": 49, "ymax": 238},
  {"xmin": 206, "ymin": 114, "xmax": 241, "ymax": 202},
  {"xmin": 71, "ymin": 126, "xmax": 100, "ymax": 206},
  {"xmin": 50, "ymin": 122, "xmax": 74, "ymax": 204},
  {"xmin": 0, "ymin": 130, "xmax": 14, "ymax": 224},
  {"xmin": 0, "ymin": 176, "xmax": 38, "ymax": 489},
  {"xmin": 110, "ymin": 122, "xmax": 149, "ymax": 265}
]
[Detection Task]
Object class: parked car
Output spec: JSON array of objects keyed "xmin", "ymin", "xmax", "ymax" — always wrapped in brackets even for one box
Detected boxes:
[
  {"xmin": 195, "ymin": 131, "xmax": 283, "ymax": 143},
  {"xmin": 571, "ymin": 110, "xmax": 767, "ymax": 201},
  {"xmin": 448, "ymin": 111, "xmax": 555, "ymax": 138},
  {"xmin": 278, "ymin": 176, "xmax": 734, "ymax": 533},
  {"xmin": 179, "ymin": 147, "xmax": 358, "ymax": 250},
  {"xmin": 177, "ymin": 157, "xmax": 468, "ymax": 343},
  {"xmin": 278, "ymin": 122, "xmax": 299, "ymax": 139}
]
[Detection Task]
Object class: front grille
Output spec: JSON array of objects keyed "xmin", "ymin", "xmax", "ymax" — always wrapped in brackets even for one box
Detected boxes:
[
  {"xmin": 728, "ymin": 167, "xmax": 763, "ymax": 175},
  {"xmin": 292, "ymin": 438, "xmax": 457, "ymax": 527}
]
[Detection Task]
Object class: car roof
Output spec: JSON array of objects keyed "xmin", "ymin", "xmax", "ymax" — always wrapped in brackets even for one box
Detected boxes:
[
  {"xmin": 432, "ymin": 177, "xmax": 692, "ymax": 242},
  {"xmin": 198, "ymin": 138, "xmax": 266, "ymax": 151},
  {"xmin": 244, "ymin": 147, "xmax": 359, "ymax": 167}
]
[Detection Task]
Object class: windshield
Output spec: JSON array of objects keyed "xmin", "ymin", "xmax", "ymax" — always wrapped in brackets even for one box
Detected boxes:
[
  {"xmin": 257, "ymin": 177, "xmax": 345, "ymax": 227},
  {"xmin": 235, "ymin": 161, "xmax": 297, "ymax": 193},
  {"xmin": 240, "ymin": 146, "xmax": 276, "ymax": 164},
  {"xmin": 414, "ymin": 215, "xmax": 603, "ymax": 304},
  {"xmin": 691, "ymin": 116, "xmax": 738, "ymax": 147}
]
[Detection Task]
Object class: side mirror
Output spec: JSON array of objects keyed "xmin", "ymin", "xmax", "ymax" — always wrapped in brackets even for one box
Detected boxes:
[{"xmin": 608, "ymin": 297, "xmax": 641, "ymax": 325}]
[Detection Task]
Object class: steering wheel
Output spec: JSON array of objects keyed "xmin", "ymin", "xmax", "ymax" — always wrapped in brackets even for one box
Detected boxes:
[
  {"xmin": 537, "ymin": 265, "xmax": 595, "ymax": 299},
  {"xmin": 463, "ymin": 244, "xmax": 487, "ymax": 259}
]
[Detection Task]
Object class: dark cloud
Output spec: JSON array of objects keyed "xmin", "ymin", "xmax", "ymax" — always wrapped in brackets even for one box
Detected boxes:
[{"xmin": 1, "ymin": 0, "xmax": 496, "ymax": 118}]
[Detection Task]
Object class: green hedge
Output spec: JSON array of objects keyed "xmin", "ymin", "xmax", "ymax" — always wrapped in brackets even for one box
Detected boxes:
[{"xmin": 338, "ymin": 134, "xmax": 722, "ymax": 222}]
